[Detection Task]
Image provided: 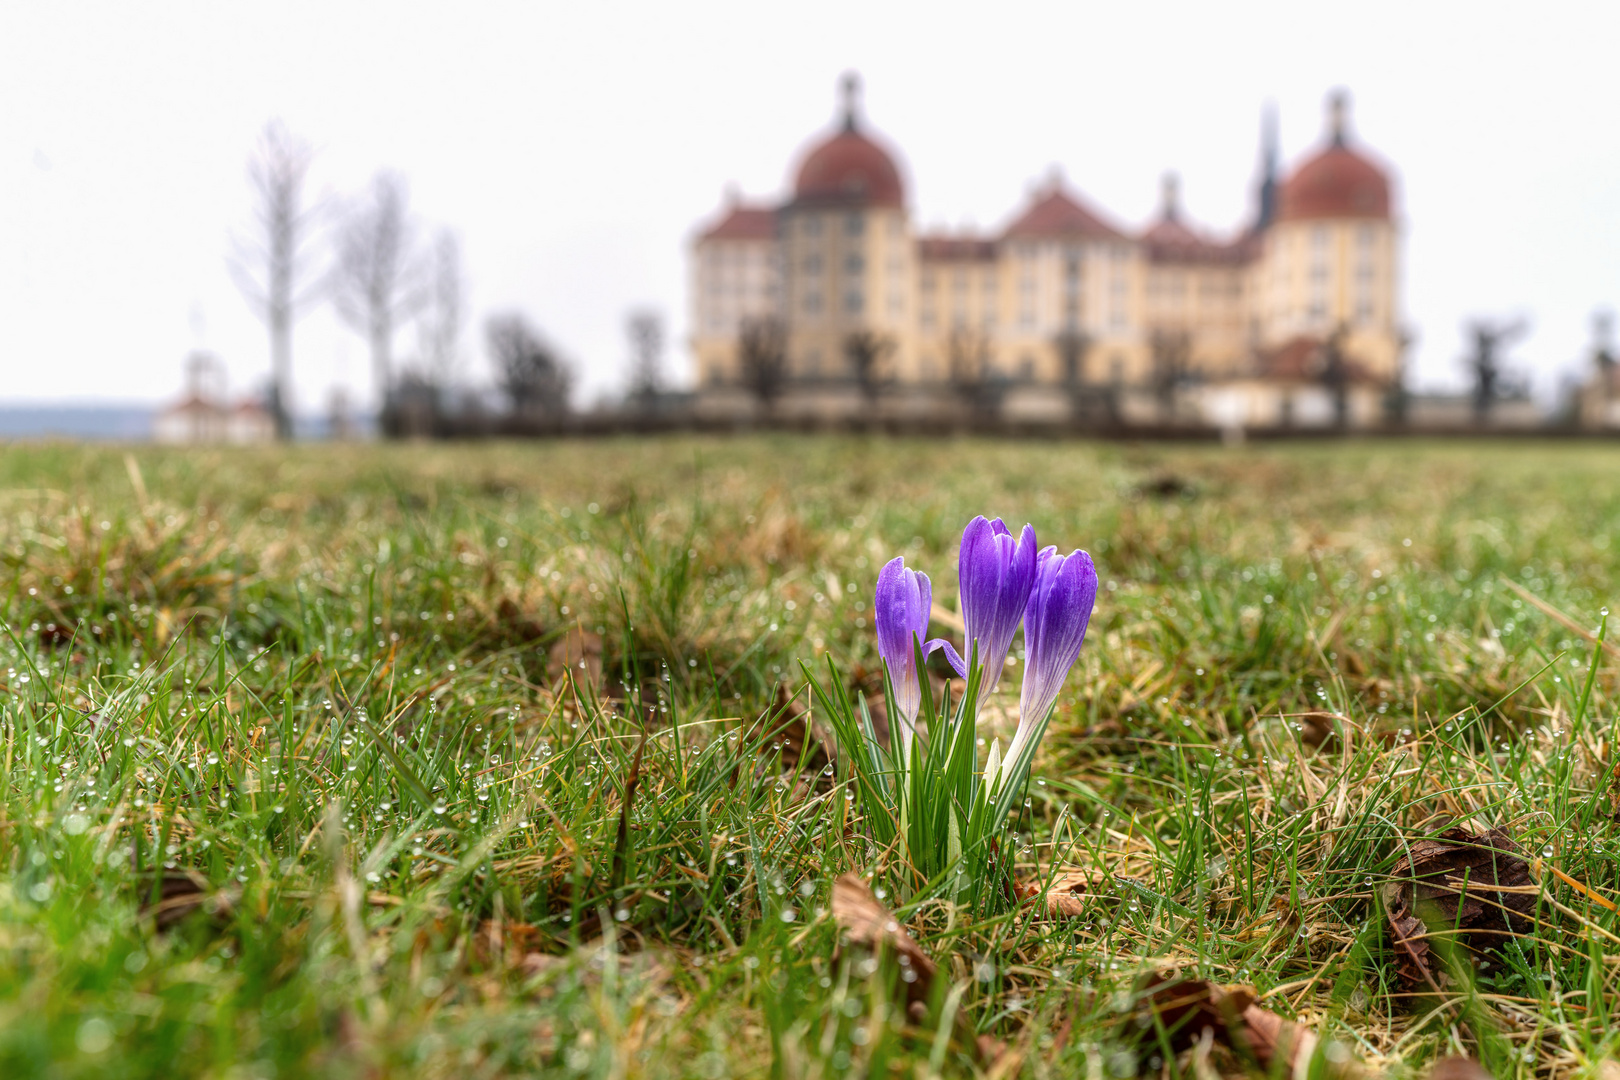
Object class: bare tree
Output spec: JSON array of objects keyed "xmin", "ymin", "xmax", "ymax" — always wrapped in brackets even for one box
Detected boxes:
[
  {"xmin": 416, "ymin": 230, "xmax": 463, "ymax": 390},
  {"xmin": 229, "ymin": 121, "xmax": 322, "ymax": 440},
  {"xmin": 1149, "ymin": 329, "xmax": 1191, "ymax": 416},
  {"xmin": 1595, "ymin": 311, "xmax": 1617, "ymax": 376},
  {"xmin": 738, "ymin": 316, "xmax": 787, "ymax": 416},
  {"xmin": 332, "ymin": 172, "xmax": 423, "ymax": 417},
  {"xmin": 1318, "ymin": 323, "xmax": 1351, "ymax": 428},
  {"xmin": 487, "ymin": 313, "xmax": 572, "ymax": 419},
  {"xmin": 626, "ymin": 309, "xmax": 664, "ymax": 405},
  {"xmin": 1053, "ymin": 328, "xmax": 1091, "ymax": 387},
  {"xmin": 1462, "ymin": 318, "xmax": 1527, "ymax": 423},
  {"xmin": 390, "ymin": 231, "xmax": 463, "ymax": 439},
  {"xmin": 843, "ymin": 330, "xmax": 895, "ymax": 412},
  {"xmin": 1053, "ymin": 327, "xmax": 1093, "ymax": 424},
  {"xmin": 947, "ymin": 327, "xmax": 998, "ymax": 416}
]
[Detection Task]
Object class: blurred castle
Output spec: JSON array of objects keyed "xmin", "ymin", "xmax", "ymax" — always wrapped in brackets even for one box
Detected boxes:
[{"xmin": 690, "ymin": 76, "xmax": 1404, "ymax": 430}]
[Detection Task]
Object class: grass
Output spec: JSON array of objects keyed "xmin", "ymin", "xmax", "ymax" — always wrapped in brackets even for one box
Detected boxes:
[{"xmin": 0, "ymin": 435, "xmax": 1617, "ymax": 1078}]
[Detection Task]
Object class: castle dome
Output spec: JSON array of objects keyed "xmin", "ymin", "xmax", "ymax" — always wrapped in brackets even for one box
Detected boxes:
[
  {"xmin": 1277, "ymin": 91, "xmax": 1392, "ymax": 222},
  {"xmin": 790, "ymin": 74, "xmax": 905, "ymax": 209}
]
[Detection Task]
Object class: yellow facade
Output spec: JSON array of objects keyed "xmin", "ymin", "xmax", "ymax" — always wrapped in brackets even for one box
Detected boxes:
[{"xmin": 690, "ymin": 81, "xmax": 1402, "ymax": 422}]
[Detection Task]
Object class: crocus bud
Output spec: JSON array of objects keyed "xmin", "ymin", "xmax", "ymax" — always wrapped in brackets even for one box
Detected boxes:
[
  {"xmin": 957, "ymin": 516, "xmax": 1038, "ymax": 703},
  {"xmin": 1004, "ymin": 547, "xmax": 1097, "ymax": 770},
  {"xmin": 873, "ymin": 556, "xmax": 933, "ymax": 727}
]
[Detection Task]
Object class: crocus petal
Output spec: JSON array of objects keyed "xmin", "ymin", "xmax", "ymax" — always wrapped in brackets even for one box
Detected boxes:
[
  {"xmin": 957, "ymin": 516, "xmax": 1038, "ymax": 707},
  {"xmin": 1007, "ymin": 548, "xmax": 1098, "ymax": 764},
  {"xmin": 874, "ymin": 556, "xmax": 933, "ymax": 726}
]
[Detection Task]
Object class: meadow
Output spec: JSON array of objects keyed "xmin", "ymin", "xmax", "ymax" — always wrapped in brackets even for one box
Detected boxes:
[{"xmin": 0, "ymin": 436, "xmax": 1617, "ymax": 1079}]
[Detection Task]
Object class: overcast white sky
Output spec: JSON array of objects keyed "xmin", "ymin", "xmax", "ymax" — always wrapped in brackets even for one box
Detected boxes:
[{"xmin": 3, "ymin": 1, "xmax": 1618, "ymax": 412}]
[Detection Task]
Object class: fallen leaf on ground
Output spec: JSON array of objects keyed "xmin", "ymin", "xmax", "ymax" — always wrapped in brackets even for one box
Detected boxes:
[
  {"xmin": 830, "ymin": 874, "xmax": 936, "ymax": 1002},
  {"xmin": 1381, "ymin": 826, "xmax": 1537, "ymax": 989},
  {"xmin": 493, "ymin": 596, "xmax": 547, "ymax": 644},
  {"xmin": 140, "ymin": 869, "xmax": 238, "ymax": 930},
  {"xmin": 1430, "ymin": 1057, "xmax": 1493, "ymax": 1080},
  {"xmin": 1128, "ymin": 974, "xmax": 1357, "ymax": 1079},
  {"xmin": 547, "ymin": 627, "xmax": 603, "ymax": 691},
  {"xmin": 1033, "ymin": 870, "xmax": 1104, "ymax": 917},
  {"xmin": 830, "ymin": 874, "xmax": 1000, "ymax": 1062}
]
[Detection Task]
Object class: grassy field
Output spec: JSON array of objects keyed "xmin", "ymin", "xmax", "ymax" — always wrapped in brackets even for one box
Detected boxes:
[{"xmin": 1, "ymin": 436, "xmax": 1618, "ymax": 1079}]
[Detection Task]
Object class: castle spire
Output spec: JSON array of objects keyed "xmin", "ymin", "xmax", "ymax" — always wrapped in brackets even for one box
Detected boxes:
[{"xmin": 1255, "ymin": 100, "xmax": 1279, "ymax": 231}]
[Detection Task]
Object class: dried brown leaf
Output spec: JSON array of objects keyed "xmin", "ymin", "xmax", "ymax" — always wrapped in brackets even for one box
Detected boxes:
[
  {"xmin": 1430, "ymin": 1057, "xmax": 1494, "ymax": 1080},
  {"xmin": 1381, "ymin": 826, "xmax": 1537, "ymax": 989},
  {"xmin": 547, "ymin": 627, "xmax": 603, "ymax": 690},
  {"xmin": 830, "ymin": 875, "xmax": 997, "ymax": 1064},
  {"xmin": 830, "ymin": 874, "xmax": 935, "ymax": 996},
  {"xmin": 1040, "ymin": 870, "xmax": 1103, "ymax": 918},
  {"xmin": 1129, "ymin": 974, "xmax": 1358, "ymax": 1079},
  {"xmin": 140, "ymin": 869, "xmax": 238, "ymax": 930}
]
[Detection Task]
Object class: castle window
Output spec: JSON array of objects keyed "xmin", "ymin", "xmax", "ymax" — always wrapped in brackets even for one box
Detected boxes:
[
  {"xmin": 805, "ymin": 254, "xmax": 822, "ymax": 274},
  {"xmin": 805, "ymin": 292, "xmax": 823, "ymax": 316},
  {"xmin": 845, "ymin": 213, "xmax": 864, "ymax": 237},
  {"xmin": 845, "ymin": 290, "xmax": 863, "ymax": 314},
  {"xmin": 845, "ymin": 253, "xmax": 864, "ymax": 274},
  {"xmin": 804, "ymin": 215, "xmax": 823, "ymax": 238}
]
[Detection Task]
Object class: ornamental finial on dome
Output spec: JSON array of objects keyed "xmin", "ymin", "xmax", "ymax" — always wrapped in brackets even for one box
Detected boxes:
[
  {"xmin": 1160, "ymin": 171, "xmax": 1181, "ymax": 221},
  {"xmin": 1328, "ymin": 88, "xmax": 1349, "ymax": 147},
  {"xmin": 840, "ymin": 71, "xmax": 861, "ymax": 132}
]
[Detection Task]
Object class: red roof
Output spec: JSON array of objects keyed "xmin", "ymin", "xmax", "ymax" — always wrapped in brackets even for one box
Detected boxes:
[
  {"xmin": 1141, "ymin": 215, "xmax": 1255, "ymax": 266},
  {"xmin": 1002, "ymin": 187, "xmax": 1126, "ymax": 242},
  {"xmin": 792, "ymin": 129, "xmax": 905, "ymax": 209},
  {"xmin": 916, "ymin": 236, "xmax": 997, "ymax": 261},
  {"xmin": 1278, "ymin": 144, "xmax": 1392, "ymax": 222},
  {"xmin": 699, "ymin": 204, "xmax": 778, "ymax": 242}
]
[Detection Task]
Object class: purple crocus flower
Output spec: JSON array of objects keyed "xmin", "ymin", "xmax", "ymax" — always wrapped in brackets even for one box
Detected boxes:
[
  {"xmin": 952, "ymin": 517, "xmax": 1038, "ymax": 700},
  {"xmin": 1003, "ymin": 546, "xmax": 1098, "ymax": 768},
  {"xmin": 873, "ymin": 556, "xmax": 945, "ymax": 729}
]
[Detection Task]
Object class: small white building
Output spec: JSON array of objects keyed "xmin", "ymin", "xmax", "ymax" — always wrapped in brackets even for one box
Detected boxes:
[{"xmin": 153, "ymin": 352, "xmax": 275, "ymax": 445}]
